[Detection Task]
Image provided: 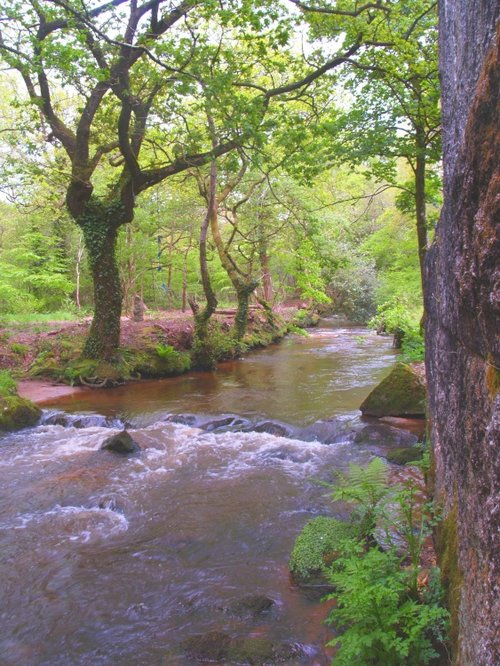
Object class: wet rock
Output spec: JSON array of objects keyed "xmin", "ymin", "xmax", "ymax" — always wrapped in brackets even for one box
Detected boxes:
[
  {"xmin": 251, "ymin": 420, "xmax": 294, "ymax": 437},
  {"xmin": 360, "ymin": 363, "xmax": 426, "ymax": 417},
  {"xmin": 181, "ymin": 631, "xmax": 231, "ymax": 661},
  {"xmin": 42, "ymin": 411, "xmax": 124, "ymax": 429},
  {"xmin": 228, "ymin": 638, "xmax": 302, "ymax": 664},
  {"xmin": 164, "ymin": 413, "xmax": 198, "ymax": 426},
  {"xmin": 226, "ymin": 594, "xmax": 275, "ymax": 618},
  {"xmin": 354, "ymin": 424, "xmax": 418, "ymax": 448},
  {"xmin": 0, "ymin": 396, "xmax": 41, "ymax": 432},
  {"xmin": 100, "ymin": 430, "xmax": 140, "ymax": 454},
  {"xmin": 386, "ymin": 446, "xmax": 424, "ymax": 466},
  {"xmin": 297, "ymin": 418, "xmax": 353, "ymax": 444},
  {"xmin": 181, "ymin": 631, "xmax": 302, "ymax": 665},
  {"xmin": 201, "ymin": 415, "xmax": 252, "ymax": 432}
]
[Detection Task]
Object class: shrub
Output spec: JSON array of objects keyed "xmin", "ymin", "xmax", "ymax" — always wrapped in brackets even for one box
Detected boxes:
[{"xmin": 0, "ymin": 370, "xmax": 17, "ymax": 397}]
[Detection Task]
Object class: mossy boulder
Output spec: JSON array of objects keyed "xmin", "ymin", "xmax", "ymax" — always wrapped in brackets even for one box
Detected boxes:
[
  {"xmin": 0, "ymin": 395, "xmax": 41, "ymax": 431},
  {"xmin": 360, "ymin": 363, "xmax": 426, "ymax": 418},
  {"xmin": 386, "ymin": 446, "xmax": 424, "ymax": 465},
  {"xmin": 289, "ymin": 516, "xmax": 353, "ymax": 585}
]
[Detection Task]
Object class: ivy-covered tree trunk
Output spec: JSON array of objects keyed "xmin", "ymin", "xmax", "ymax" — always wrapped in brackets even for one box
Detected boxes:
[
  {"xmin": 78, "ymin": 201, "xmax": 125, "ymax": 361},
  {"xmin": 258, "ymin": 232, "xmax": 273, "ymax": 303},
  {"xmin": 234, "ymin": 281, "xmax": 259, "ymax": 341}
]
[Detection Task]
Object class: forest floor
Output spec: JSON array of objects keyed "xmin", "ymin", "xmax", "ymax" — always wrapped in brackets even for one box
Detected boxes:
[{"xmin": 0, "ymin": 306, "xmax": 302, "ymax": 387}]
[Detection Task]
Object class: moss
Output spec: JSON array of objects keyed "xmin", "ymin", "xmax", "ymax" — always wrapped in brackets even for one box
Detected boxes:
[
  {"xmin": 485, "ymin": 356, "xmax": 500, "ymax": 398},
  {"xmin": 130, "ymin": 346, "xmax": 191, "ymax": 377},
  {"xmin": 435, "ymin": 503, "xmax": 462, "ymax": 662},
  {"xmin": 360, "ymin": 362, "xmax": 427, "ymax": 417},
  {"xmin": 386, "ymin": 446, "xmax": 424, "ymax": 465},
  {"xmin": 0, "ymin": 395, "xmax": 41, "ymax": 431},
  {"xmin": 29, "ymin": 355, "xmax": 61, "ymax": 379},
  {"xmin": 292, "ymin": 309, "xmax": 320, "ymax": 329},
  {"xmin": 289, "ymin": 516, "xmax": 354, "ymax": 584}
]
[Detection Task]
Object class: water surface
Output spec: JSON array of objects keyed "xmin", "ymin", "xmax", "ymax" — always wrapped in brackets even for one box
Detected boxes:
[{"xmin": 0, "ymin": 322, "xmax": 397, "ymax": 665}]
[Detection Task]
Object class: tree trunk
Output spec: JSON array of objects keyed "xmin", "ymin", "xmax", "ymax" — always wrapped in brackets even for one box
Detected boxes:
[
  {"xmin": 259, "ymin": 233, "xmax": 273, "ymax": 303},
  {"xmin": 209, "ymin": 201, "xmax": 258, "ymax": 339},
  {"xmin": 78, "ymin": 203, "xmax": 124, "ymax": 360},
  {"xmin": 234, "ymin": 283, "xmax": 258, "ymax": 341},
  {"xmin": 192, "ymin": 159, "xmax": 218, "ymax": 352},
  {"xmin": 415, "ymin": 129, "xmax": 428, "ymax": 295}
]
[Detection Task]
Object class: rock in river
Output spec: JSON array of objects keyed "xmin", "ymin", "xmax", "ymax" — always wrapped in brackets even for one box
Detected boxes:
[
  {"xmin": 354, "ymin": 424, "xmax": 418, "ymax": 447},
  {"xmin": 100, "ymin": 430, "xmax": 140, "ymax": 454},
  {"xmin": 360, "ymin": 363, "xmax": 426, "ymax": 418},
  {"xmin": 0, "ymin": 396, "xmax": 41, "ymax": 432}
]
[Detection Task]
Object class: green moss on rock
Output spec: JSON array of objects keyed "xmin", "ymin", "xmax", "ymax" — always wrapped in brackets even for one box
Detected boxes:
[
  {"xmin": 289, "ymin": 516, "xmax": 353, "ymax": 584},
  {"xmin": 436, "ymin": 503, "xmax": 462, "ymax": 662},
  {"xmin": 360, "ymin": 363, "xmax": 427, "ymax": 417},
  {"xmin": 386, "ymin": 446, "xmax": 424, "ymax": 465},
  {"xmin": 0, "ymin": 395, "xmax": 41, "ymax": 431}
]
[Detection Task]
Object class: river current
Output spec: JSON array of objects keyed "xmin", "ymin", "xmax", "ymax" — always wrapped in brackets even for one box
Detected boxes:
[{"xmin": 0, "ymin": 321, "xmax": 398, "ymax": 665}]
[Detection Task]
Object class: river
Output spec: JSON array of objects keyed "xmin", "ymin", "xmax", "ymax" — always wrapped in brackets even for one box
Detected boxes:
[{"xmin": 0, "ymin": 321, "xmax": 399, "ymax": 665}]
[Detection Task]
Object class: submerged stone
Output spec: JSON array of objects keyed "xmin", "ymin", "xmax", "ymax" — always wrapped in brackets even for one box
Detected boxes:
[
  {"xmin": 226, "ymin": 594, "xmax": 275, "ymax": 617},
  {"xmin": 0, "ymin": 396, "xmax": 41, "ymax": 432},
  {"xmin": 360, "ymin": 363, "xmax": 426, "ymax": 417},
  {"xmin": 181, "ymin": 631, "xmax": 231, "ymax": 661},
  {"xmin": 181, "ymin": 631, "xmax": 301, "ymax": 664},
  {"xmin": 100, "ymin": 430, "xmax": 140, "ymax": 454}
]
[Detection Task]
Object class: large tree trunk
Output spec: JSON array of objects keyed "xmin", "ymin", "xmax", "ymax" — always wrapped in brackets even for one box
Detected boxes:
[
  {"xmin": 78, "ymin": 203, "xmax": 124, "ymax": 360},
  {"xmin": 234, "ymin": 283, "xmax": 258, "ymax": 341},
  {"xmin": 414, "ymin": 129, "xmax": 428, "ymax": 295},
  {"xmin": 425, "ymin": 4, "xmax": 499, "ymax": 664}
]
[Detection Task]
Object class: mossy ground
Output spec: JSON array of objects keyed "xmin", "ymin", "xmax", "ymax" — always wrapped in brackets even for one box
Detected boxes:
[{"xmin": 1, "ymin": 307, "xmax": 302, "ymax": 387}]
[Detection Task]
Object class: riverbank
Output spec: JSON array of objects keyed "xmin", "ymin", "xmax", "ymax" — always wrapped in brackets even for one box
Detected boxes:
[{"xmin": 2, "ymin": 306, "xmax": 315, "ymax": 390}]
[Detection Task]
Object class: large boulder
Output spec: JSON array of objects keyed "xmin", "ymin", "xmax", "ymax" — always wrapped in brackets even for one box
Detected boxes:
[
  {"xmin": 0, "ymin": 395, "xmax": 41, "ymax": 431},
  {"xmin": 360, "ymin": 363, "xmax": 426, "ymax": 418}
]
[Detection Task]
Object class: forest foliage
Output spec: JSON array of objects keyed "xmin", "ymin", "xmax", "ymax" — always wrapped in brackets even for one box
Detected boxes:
[{"xmin": 0, "ymin": 0, "xmax": 440, "ymax": 356}]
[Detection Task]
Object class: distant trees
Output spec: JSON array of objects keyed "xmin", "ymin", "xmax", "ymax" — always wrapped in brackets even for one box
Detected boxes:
[{"xmin": 0, "ymin": 0, "xmax": 441, "ymax": 351}]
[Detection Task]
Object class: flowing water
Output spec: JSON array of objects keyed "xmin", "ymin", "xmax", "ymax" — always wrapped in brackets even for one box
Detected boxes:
[{"xmin": 0, "ymin": 321, "xmax": 399, "ymax": 665}]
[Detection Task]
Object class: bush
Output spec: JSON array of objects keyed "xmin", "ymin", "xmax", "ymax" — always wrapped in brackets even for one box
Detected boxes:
[
  {"xmin": 369, "ymin": 298, "xmax": 414, "ymax": 335},
  {"xmin": 0, "ymin": 370, "xmax": 17, "ymax": 397},
  {"xmin": 401, "ymin": 328, "xmax": 425, "ymax": 362}
]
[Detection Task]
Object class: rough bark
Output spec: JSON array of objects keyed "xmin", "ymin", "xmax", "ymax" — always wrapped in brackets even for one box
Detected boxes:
[
  {"xmin": 425, "ymin": 3, "xmax": 500, "ymax": 664},
  {"xmin": 78, "ymin": 201, "xmax": 125, "ymax": 360}
]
